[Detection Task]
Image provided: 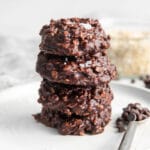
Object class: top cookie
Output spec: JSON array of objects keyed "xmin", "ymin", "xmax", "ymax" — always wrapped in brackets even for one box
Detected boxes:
[{"xmin": 39, "ymin": 18, "xmax": 110, "ymax": 56}]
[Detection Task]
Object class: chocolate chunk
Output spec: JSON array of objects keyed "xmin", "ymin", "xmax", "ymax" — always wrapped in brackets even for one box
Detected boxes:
[
  {"xmin": 116, "ymin": 118, "xmax": 126, "ymax": 132},
  {"xmin": 127, "ymin": 113, "xmax": 136, "ymax": 121}
]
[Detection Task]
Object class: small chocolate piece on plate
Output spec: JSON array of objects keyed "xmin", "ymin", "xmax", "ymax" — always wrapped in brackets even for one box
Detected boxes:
[
  {"xmin": 131, "ymin": 79, "xmax": 135, "ymax": 84},
  {"xmin": 143, "ymin": 75, "xmax": 150, "ymax": 89},
  {"xmin": 138, "ymin": 75, "xmax": 150, "ymax": 89}
]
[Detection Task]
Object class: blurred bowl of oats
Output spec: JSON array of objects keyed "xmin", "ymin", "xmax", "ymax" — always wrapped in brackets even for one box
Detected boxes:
[{"xmin": 104, "ymin": 19, "xmax": 150, "ymax": 77}]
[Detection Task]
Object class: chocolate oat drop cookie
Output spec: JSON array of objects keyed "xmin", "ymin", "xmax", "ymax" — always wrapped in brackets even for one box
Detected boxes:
[{"xmin": 34, "ymin": 18, "xmax": 117, "ymax": 135}]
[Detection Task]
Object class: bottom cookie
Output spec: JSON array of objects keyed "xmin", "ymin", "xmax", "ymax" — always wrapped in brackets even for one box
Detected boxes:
[{"xmin": 34, "ymin": 106, "xmax": 111, "ymax": 135}]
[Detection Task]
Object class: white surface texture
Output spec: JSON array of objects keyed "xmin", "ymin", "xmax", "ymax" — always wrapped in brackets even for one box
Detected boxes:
[
  {"xmin": 0, "ymin": 0, "xmax": 150, "ymax": 37},
  {"xmin": 0, "ymin": 82, "xmax": 149, "ymax": 150}
]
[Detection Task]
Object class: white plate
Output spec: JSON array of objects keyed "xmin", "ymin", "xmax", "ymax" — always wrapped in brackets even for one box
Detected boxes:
[{"xmin": 0, "ymin": 82, "xmax": 149, "ymax": 150}]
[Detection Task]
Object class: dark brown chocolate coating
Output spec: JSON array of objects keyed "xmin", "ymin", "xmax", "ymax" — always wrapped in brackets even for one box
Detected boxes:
[
  {"xmin": 34, "ymin": 18, "xmax": 117, "ymax": 135},
  {"xmin": 36, "ymin": 52, "xmax": 117, "ymax": 86},
  {"xmin": 38, "ymin": 79, "xmax": 113, "ymax": 116},
  {"xmin": 34, "ymin": 105, "xmax": 111, "ymax": 135},
  {"xmin": 39, "ymin": 18, "xmax": 110, "ymax": 57}
]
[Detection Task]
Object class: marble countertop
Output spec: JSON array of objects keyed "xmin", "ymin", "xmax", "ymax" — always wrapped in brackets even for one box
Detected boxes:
[{"xmin": 0, "ymin": 35, "xmax": 40, "ymax": 91}]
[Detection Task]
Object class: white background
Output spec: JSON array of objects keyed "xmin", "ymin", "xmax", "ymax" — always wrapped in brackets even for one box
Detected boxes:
[{"xmin": 0, "ymin": 0, "xmax": 150, "ymax": 36}]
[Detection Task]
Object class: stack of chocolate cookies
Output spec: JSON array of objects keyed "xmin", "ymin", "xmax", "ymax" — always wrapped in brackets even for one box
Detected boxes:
[{"xmin": 34, "ymin": 18, "xmax": 117, "ymax": 135}]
